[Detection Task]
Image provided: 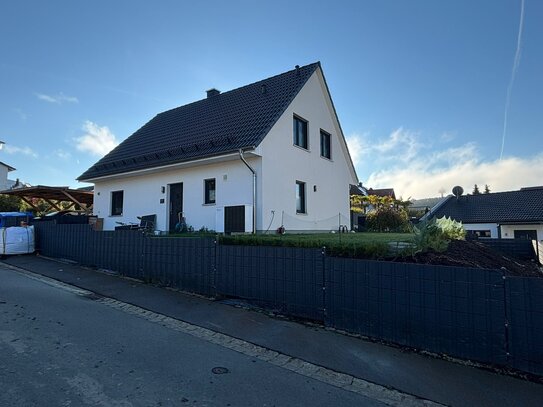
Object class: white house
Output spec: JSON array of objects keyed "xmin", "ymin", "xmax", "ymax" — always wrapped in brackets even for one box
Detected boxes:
[
  {"xmin": 78, "ymin": 62, "xmax": 359, "ymax": 233},
  {"xmin": 0, "ymin": 161, "xmax": 17, "ymax": 191},
  {"xmin": 424, "ymin": 186, "xmax": 543, "ymax": 240}
]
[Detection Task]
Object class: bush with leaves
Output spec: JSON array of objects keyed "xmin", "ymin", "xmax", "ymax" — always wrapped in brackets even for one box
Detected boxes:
[
  {"xmin": 0, "ymin": 194, "xmax": 27, "ymax": 212},
  {"xmin": 413, "ymin": 216, "xmax": 465, "ymax": 253},
  {"xmin": 366, "ymin": 205, "xmax": 411, "ymax": 232}
]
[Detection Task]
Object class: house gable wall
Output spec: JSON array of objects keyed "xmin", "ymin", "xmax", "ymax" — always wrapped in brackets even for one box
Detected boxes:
[{"xmin": 258, "ymin": 69, "xmax": 358, "ymax": 232}]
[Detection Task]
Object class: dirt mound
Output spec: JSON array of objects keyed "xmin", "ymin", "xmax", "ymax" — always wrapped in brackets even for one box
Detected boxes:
[{"xmin": 397, "ymin": 239, "xmax": 542, "ymax": 277}]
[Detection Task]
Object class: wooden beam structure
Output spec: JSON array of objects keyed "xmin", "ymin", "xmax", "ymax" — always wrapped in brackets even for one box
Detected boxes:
[{"xmin": 0, "ymin": 185, "xmax": 94, "ymax": 214}]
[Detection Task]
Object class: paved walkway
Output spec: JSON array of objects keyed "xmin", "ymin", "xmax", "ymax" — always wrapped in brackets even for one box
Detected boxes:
[{"xmin": 3, "ymin": 254, "xmax": 543, "ymax": 406}]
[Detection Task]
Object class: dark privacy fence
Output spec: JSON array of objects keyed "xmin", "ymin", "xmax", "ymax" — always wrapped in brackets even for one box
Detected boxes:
[
  {"xmin": 478, "ymin": 238, "xmax": 537, "ymax": 261},
  {"xmin": 33, "ymin": 223, "xmax": 542, "ymax": 376}
]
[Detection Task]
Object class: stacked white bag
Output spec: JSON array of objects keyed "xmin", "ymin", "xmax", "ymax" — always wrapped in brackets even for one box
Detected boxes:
[{"xmin": 0, "ymin": 226, "xmax": 35, "ymax": 255}]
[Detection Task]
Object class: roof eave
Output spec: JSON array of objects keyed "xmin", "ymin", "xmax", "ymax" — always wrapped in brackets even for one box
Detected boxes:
[{"xmin": 78, "ymin": 148, "xmax": 258, "ymax": 183}]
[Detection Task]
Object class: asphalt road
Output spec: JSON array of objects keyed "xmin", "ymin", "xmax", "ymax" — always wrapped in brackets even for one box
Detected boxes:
[{"xmin": 0, "ymin": 265, "xmax": 389, "ymax": 407}]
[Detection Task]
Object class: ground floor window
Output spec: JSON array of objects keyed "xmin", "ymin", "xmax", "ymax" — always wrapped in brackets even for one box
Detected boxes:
[
  {"xmin": 204, "ymin": 178, "xmax": 216, "ymax": 204},
  {"xmin": 467, "ymin": 230, "xmax": 491, "ymax": 238},
  {"xmin": 111, "ymin": 190, "xmax": 124, "ymax": 216},
  {"xmin": 296, "ymin": 181, "xmax": 306, "ymax": 214}
]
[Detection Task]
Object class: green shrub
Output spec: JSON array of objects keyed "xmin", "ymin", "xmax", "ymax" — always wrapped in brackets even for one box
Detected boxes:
[
  {"xmin": 366, "ymin": 206, "xmax": 411, "ymax": 232},
  {"xmin": 413, "ymin": 216, "xmax": 465, "ymax": 253},
  {"xmin": 218, "ymin": 234, "xmax": 392, "ymax": 259}
]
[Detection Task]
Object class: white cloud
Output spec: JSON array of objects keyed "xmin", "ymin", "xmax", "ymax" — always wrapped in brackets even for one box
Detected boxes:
[
  {"xmin": 55, "ymin": 149, "xmax": 72, "ymax": 160},
  {"xmin": 348, "ymin": 128, "xmax": 543, "ymax": 199},
  {"xmin": 75, "ymin": 121, "xmax": 119, "ymax": 157},
  {"xmin": 348, "ymin": 128, "xmax": 422, "ymax": 165},
  {"xmin": 36, "ymin": 92, "xmax": 79, "ymax": 104},
  {"xmin": 3, "ymin": 145, "xmax": 38, "ymax": 158},
  {"xmin": 346, "ymin": 133, "xmax": 365, "ymax": 167}
]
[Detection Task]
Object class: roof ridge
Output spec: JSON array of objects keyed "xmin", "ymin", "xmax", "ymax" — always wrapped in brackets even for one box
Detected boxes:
[{"xmin": 159, "ymin": 62, "xmax": 320, "ymax": 116}]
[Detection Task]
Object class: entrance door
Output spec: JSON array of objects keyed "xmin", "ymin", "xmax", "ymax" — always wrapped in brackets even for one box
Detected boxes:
[
  {"xmin": 169, "ymin": 183, "xmax": 183, "ymax": 233},
  {"xmin": 514, "ymin": 229, "xmax": 538, "ymax": 240}
]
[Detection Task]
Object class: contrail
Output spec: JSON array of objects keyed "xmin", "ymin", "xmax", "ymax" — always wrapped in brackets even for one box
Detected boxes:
[{"xmin": 500, "ymin": 0, "xmax": 525, "ymax": 160}]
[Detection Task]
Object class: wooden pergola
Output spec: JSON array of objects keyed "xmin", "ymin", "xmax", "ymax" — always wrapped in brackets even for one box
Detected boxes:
[{"xmin": 0, "ymin": 185, "xmax": 94, "ymax": 213}]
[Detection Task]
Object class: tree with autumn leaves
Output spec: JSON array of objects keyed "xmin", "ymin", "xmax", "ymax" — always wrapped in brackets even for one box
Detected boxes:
[{"xmin": 350, "ymin": 194, "xmax": 411, "ymax": 232}]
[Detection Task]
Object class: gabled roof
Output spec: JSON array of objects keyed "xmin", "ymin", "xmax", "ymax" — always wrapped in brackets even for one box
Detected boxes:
[
  {"xmin": 368, "ymin": 188, "xmax": 396, "ymax": 199},
  {"xmin": 410, "ymin": 197, "xmax": 445, "ymax": 210},
  {"xmin": 350, "ymin": 184, "xmax": 367, "ymax": 196},
  {"xmin": 429, "ymin": 186, "xmax": 543, "ymax": 224},
  {"xmin": 78, "ymin": 63, "xmax": 320, "ymax": 181},
  {"xmin": 0, "ymin": 161, "xmax": 16, "ymax": 172}
]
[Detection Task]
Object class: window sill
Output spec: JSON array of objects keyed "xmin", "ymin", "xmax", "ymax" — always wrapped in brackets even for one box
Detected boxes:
[
  {"xmin": 296, "ymin": 212, "xmax": 308, "ymax": 216},
  {"xmin": 202, "ymin": 203, "xmax": 216, "ymax": 206},
  {"xmin": 109, "ymin": 215, "xmax": 123, "ymax": 217},
  {"xmin": 320, "ymin": 155, "xmax": 333, "ymax": 162},
  {"xmin": 293, "ymin": 144, "xmax": 310, "ymax": 152}
]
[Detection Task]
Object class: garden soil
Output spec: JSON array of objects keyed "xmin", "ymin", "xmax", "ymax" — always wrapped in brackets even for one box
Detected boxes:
[{"xmin": 397, "ymin": 239, "xmax": 542, "ymax": 277}]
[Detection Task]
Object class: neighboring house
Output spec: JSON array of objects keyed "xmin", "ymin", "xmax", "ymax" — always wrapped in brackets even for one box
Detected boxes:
[
  {"xmin": 409, "ymin": 196, "xmax": 447, "ymax": 218},
  {"xmin": 0, "ymin": 161, "xmax": 17, "ymax": 190},
  {"xmin": 349, "ymin": 183, "xmax": 367, "ymax": 230},
  {"xmin": 367, "ymin": 188, "xmax": 396, "ymax": 199},
  {"xmin": 78, "ymin": 62, "xmax": 358, "ymax": 233},
  {"xmin": 424, "ymin": 186, "xmax": 543, "ymax": 240}
]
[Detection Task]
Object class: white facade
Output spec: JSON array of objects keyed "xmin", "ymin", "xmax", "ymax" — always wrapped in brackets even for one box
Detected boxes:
[
  {"xmin": 258, "ymin": 69, "xmax": 356, "ymax": 232},
  {"xmin": 463, "ymin": 223, "xmax": 500, "ymax": 238},
  {"xmin": 500, "ymin": 224, "xmax": 543, "ymax": 241},
  {"xmin": 93, "ymin": 157, "xmax": 256, "ymax": 232},
  {"xmin": 90, "ymin": 68, "xmax": 358, "ymax": 233},
  {"xmin": 463, "ymin": 222, "xmax": 543, "ymax": 241},
  {"xmin": 0, "ymin": 163, "xmax": 15, "ymax": 191}
]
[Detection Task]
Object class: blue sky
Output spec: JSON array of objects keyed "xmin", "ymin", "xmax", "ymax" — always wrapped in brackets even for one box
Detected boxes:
[{"xmin": 1, "ymin": 0, "xmax": 541, "ymax": 198}]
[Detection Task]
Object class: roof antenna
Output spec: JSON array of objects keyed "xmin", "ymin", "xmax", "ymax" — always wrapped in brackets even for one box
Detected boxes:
[{"xmin": 295, "ymin": 65, "xmax": 300, "ymax": 76}]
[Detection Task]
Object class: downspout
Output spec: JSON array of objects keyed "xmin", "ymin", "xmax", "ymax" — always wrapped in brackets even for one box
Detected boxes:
[{"xmin": 239, "ymin": 149, "xmax": 256, "ymax": 234}]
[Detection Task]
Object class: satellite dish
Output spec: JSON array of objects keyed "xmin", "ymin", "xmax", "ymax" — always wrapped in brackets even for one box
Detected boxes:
[{"xmin": 452, "ymin": 186, "xmax": 464, "ymax": 198}]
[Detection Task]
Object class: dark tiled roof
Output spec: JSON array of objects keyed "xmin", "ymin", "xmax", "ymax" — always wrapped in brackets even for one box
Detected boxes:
[
  {"xmin": 350, "ymin": 184, "xmax": 366, "ymax": 196},
  {"xmin": 430, "ymin": 187, "xmax": 543, "ymax": 223},
  {"xmin": 368, "ymin": 188, "xmax": 396, "ymax": 199},
  {"xmin": 78, "ymin": 63, "xmax": 320, "ymax": 181}
]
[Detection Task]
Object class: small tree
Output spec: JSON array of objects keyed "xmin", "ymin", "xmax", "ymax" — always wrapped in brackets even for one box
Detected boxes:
[
  {"xmin": 364, "ymin": 195, "xmax": 411, "ymax": 232},
  {"xmin": 0, "ymin": 194, "xmax": 26, "ymax": 212},
  {"xmin": 472, "ymin": 184, "xmax": 481, "ymax": 195},
  {"xmin": 484, "ymin": 184, "xmax": 491, "ymax": 194}
]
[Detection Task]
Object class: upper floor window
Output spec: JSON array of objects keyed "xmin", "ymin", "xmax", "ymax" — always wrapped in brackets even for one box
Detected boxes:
[
  {"xmin": 293, "ymin": 115, "xmax": 308, "ymax": 149},
  {"xmin": 296, "ymin": 181, "xmax": 306, "ymax": 214},
  {"xmin": 320, "ymin": 130, "xmax": 331, "ymax": 159},
  {"xmin": 204, "ymin": 178, "xmax": 216, "ymax": 204},
  {"xmin": 111, "ymin": 190, "xmax": 124, "ymax": 216}
]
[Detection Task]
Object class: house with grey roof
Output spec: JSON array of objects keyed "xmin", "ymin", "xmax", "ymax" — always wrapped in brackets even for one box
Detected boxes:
[
  {"xmin": 79, "ymin": 63, "xmax": 358, "ymax": 233},
  {"xmin": 425, "ymin": 186, "xmax": 543, "ymax": 240}
]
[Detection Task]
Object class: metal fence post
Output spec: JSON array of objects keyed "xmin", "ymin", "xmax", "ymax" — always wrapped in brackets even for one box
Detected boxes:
[
  {"xmin": 322, "ymin": 246, "xmax": 327, "ymax": 322},
  {"xmin": 213, "ymin": 236, "xmax": 218, "ymax": 298}
]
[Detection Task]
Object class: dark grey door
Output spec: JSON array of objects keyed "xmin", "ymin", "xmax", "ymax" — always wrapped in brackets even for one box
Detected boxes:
[
  {"xmin": 514, "ymin": 230, "xmax": 537, "ymax": 240},
  {"xmin": 224, "ymin": 205, "xmax": 245, "ymax": 233},
  {"xmin": 169, "ymin": 183, "xmax": 183, "ymax": 232}
]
